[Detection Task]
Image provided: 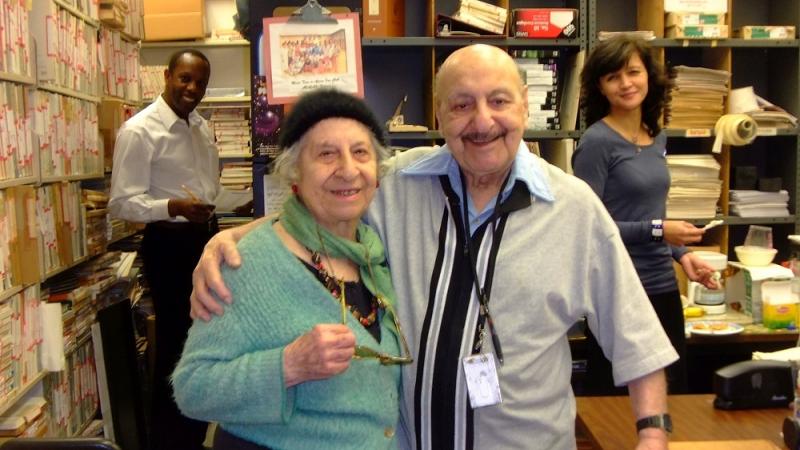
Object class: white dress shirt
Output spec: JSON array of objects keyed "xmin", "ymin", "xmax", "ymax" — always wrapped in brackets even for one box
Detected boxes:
[{"xmin": 109, "ymin": 95, "xmax": 219, "ymax": 223}]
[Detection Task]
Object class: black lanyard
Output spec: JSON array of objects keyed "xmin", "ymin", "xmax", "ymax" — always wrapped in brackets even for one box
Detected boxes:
[{"xmin": 459, "ymin": 169, "xmax": 510, "ymax": 365}]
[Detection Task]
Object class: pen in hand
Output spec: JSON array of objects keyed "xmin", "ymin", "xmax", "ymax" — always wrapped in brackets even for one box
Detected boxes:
[{"xmin": 181, "ymin": 184, "xmax": 201, "ymax": 202}]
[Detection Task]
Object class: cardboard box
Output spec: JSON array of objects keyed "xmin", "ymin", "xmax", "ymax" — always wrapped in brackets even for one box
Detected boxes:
[
  {"xmin": 512, "ymin": 8, "xmax": 578, "ymax": 39},
  {"xmin": 143, "ymin": 0, "xmax": 203, "ymax": 15},
  {"xmin": 666, "ymin": 24, "xmax": 728, "ymax": 39},
  {"xmin": 362, "ymin": 0, "xmax": 404, "ymax": 37},
  {"xmin": 726, "ymin": 262, "xmax": 795, "ymax": 323},
  {"xmin": 145, "ymin": 12, "xmax": 205, "ymax": 41},
  {"xmin": 761, "ymin": 280, "xmax": 799, "ymax": 329},
  {"xmin": 736, "ymin": 26, "xmax": 796, "ymax": 39},
  {"xmin": 664, "ymin": 0, "xmax": 727, "ymax": 13},
  {"xmin": 665, "ymin": 12, "xmax": 725, "ymax": 27}
]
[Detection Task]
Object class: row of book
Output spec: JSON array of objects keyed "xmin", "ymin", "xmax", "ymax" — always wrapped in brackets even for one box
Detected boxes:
[
  {"xmin": 0, "ymin": 81, "xmax": 36, "ymax": 181},
  {"xmin": 0, "ymin": 0, "xmax": 35, "ymax": 78},
  {"xmin": 0, "ymin": 285, "xmax": 43, "ymax": 416},
  {"xmin": 514, "ymin": 50, "xmax": 561, "ymax": 131},
  {"xmin": 31, "ymin": 90, "xmax": 102, "ymax": 178},
  {"xmin": 36, "ymin": 182, "xmax": 87, "ymax": 276},
  {"xmin": 30, "ymin": 0, "xmax": 101, "ymax": 96},
  {"xmin": 209, "ymin": 107, "xmax": 251, "ymax": 158},
  {"xmin": 43, "ymin": 338, "xmax": 98, "ymax": 437},
  {"xmin": 98, "ymin": 27, "xmax": 141, "ymax": 102},
  {"xmin": 140, "ymin": 64, "xmax": 166, "ymax": 102}
]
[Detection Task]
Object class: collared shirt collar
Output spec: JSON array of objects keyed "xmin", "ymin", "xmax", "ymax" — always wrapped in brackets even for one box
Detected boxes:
[
  {"xmin": 401, "ymin": 142, "xmax": 554, "ymax": 233},
  {"xmin": 401, "ymin": 142, "xmax": 555, "ymax": 203},
  {"xmin": 155, "ymin": 95, "xmax": 203, "ymax": 130}
]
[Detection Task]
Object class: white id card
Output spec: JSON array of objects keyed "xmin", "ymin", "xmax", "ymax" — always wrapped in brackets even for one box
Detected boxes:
[{"xmin": 462, "ymin": 354, "xmax": 502, "ymax": 408}]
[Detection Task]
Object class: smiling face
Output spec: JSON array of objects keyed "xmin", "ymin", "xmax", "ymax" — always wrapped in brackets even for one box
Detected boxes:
[
  {"xmin": 435, "ymin": 45, "xmax": 528, "ymax": 181},
  {"xmin": 295, "ymin": 117, "xmax": 378, "ymax": 238},
  {"xmin": 163, "ymin": 53, "xmax": 210, "ymax": 119},
  {"xmin": 598, "ymin": 53, "xmax": 648, "ymax": 115}
]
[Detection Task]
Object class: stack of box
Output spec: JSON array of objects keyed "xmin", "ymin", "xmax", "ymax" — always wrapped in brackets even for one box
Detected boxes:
[
  {"xmin": 99, "ymin": 0, "xmax": 128, "ymax": 30},
  {"xmin": 664, "ymin": 0, "xmax": 728, "ymax": 39},
  {"xmin": 514, "ymin": 50, "xmax": 560, "ymax": 131},
  {"xmin": 210, "ymin": 108, "xmax": 250, "ymax": 158},
  {"xmin": 143, "ymin": 0, "xmax": 205, "ymax": 41}
]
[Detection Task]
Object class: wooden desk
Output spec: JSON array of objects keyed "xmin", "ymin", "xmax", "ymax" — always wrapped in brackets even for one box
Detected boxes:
[{"xmin": 576, "ymin": 394, "xmax": 789, "ymax": 449}]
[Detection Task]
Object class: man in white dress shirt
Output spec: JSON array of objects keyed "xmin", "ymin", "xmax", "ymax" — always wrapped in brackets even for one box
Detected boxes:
[{"xmin": 109, "ymin": 49, "xmax": 218, "ymax": 450}]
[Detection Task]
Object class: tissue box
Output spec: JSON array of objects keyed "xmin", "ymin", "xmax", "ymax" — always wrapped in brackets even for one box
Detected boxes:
[{"xmin": 726, "ymin": 262, "xmax": 795, "ymax": 323}]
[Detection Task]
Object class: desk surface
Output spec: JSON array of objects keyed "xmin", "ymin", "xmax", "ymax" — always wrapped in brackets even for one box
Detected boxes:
[{"xmin": 576, "ymin": 394, "xmax": 789, "ymax": 449}]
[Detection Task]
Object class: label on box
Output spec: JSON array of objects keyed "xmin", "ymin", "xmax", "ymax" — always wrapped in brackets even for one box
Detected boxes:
[
  {"xmin": 665, "ymin": 12, "xmax": 725, "ymax": 26},
  {"xmin": 512, "ymin": 9, "xmax": 577, "ymax": 39}
]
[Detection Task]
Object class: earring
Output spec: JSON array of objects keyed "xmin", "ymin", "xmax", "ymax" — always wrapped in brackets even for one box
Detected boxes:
[{"xmin": 291, "ymin": 184, "xmax": 298, "ymax": 194}]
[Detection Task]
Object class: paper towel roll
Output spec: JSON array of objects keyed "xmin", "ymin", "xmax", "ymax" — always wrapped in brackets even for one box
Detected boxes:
[{"xmin": 712, "ymin": 113, "xmax": 758, "ymax": 153}]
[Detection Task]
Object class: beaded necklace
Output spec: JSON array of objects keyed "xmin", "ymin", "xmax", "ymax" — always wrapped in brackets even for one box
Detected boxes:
[{"xmin": 308, "ymin": 249, "xmax": 380, "ymax": 327}]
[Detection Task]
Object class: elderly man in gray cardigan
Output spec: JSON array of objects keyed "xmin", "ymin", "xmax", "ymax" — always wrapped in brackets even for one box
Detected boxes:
[{"xmin": 190, "ymin": 44, "xmax": 676, "ymax": 450}]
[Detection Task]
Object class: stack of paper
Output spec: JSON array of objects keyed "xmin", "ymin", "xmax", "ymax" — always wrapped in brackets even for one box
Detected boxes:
[
  {"xmin": 514, "ymin": 50, "xmax": 560, "ymax": 130},
  {"xmin": 452, "ymin": 0, "xmax": 507, "ymax": 35},
  {"xmin": 729, "ymin": 189, "xmax": 790, "ymax": 217},
  {"xmin": 0, "ymin": 0, "xmax": 35, "ymax": 78},
  {"xmin": 665, "ymin": 65, "xmax": 730, "ymax": 129},
  {"xmin": 0, "ymin": 81, "xmax": 36, "ymax": 181},
  {"xmin": 666, "ymin": 154, "xmax": 722, "ymax": 218},
  {"xmin": 98, "ymin": 28, "xmax": 141, "ymax": 102}
]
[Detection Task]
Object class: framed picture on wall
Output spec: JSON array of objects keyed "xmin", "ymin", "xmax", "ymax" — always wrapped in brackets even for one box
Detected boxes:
[{"xmin": 262, "ymin": 12, "xmax": 363, "ymax": 104}]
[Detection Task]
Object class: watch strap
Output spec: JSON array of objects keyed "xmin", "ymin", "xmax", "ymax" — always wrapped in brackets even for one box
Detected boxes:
[{"xmin": 636, "ymin": 414, "xmax": 673, "ymax": 433}]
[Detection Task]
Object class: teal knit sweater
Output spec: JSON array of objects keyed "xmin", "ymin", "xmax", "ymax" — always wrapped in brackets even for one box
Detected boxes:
[{"xmin": 172, "ymin": 221, "xmax": 401, "ymax": 449}]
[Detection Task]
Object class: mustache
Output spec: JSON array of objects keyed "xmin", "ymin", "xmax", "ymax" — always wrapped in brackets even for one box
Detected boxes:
[{"xmin": 463, "ymin": 131, "xmax": 504, "ymax": 141}]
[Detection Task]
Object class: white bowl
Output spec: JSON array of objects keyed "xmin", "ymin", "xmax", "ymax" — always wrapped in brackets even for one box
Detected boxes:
[
  {"xmin": 693, "ymin": 251, "xmax": 728, "ymax": 271},
  {"xmin": 734, "ymin": 245, "xmax": 777, "ymax": 266}
]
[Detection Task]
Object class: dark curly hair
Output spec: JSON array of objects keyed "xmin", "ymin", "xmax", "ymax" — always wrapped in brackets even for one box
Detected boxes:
[{"xmin": 580, "ymin": 35, "xmax": 669, "ymax": 137}]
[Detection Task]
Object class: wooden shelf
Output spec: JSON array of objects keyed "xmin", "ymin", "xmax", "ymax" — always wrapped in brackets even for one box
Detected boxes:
[
  {"xmin": 0, "ymin": 71, "xmax": 36, "ymax": 86},
  {"xmin": 142, "ymin": 39, "xmax": 249, "ymax": 48},
  {"xmin": 52, "ymin": 0, "xmax": 100, "ymax": 28},
  {"xmin": 43, "ymin": 255, "xmax": 90, "ymax": 281},
  {"xmin": 0, "ymin": 285, "xmax": 25, "ymax": 305},
  {"xmin": 37, "ymin": 84, "xmax": 101, "ymax": 103},
  {"xmin": 107, "ymin": 230, "xmax": 139, "ymax": 246},
  {"xmin": 40, "ymin": 173, "xmax": 104, "ymax": 183},
  {"xmin": 0, "ymin": 371, "xmax": 46, "ymax": 417},
  {"xmin": 0, "ymin": 176, "xmax": 39, "ymax": 190},
  {"xmin": 101, "ymin": 95, "xmax": 142, "ymax": 106}
]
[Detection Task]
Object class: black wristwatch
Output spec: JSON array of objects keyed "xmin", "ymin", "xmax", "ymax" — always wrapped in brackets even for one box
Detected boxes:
[{"xmin": 636, "ymin": 414, "xmax": 673, "ymax": 434}]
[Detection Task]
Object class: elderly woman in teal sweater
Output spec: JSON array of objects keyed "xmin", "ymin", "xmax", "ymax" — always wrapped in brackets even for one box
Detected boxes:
[{"xmin": 172, "ymin": 89, "xmax": 411, "ymax": 450}]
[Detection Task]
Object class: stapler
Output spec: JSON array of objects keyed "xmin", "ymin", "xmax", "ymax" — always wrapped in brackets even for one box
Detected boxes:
[{"xmin": 386, "ymin": 96, "xmax": 428, "ymax": 132}]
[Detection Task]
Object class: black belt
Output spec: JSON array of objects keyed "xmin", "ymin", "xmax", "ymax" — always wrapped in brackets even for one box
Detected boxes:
[
  {"xmin": 214, "ymin": 427, "xmax": 271, "ymax": 450},
  {"xmin": 148, "ymin": 217, "xmax": 218, "ymax": 233}
]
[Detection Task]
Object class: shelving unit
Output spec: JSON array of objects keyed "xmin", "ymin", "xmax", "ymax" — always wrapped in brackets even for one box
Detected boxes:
[{"xmin": 593, "ymin": 0, "xmax": 800, "ymax": 262}]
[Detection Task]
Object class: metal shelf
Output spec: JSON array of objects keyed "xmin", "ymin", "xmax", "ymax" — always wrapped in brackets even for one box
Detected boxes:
[
  {"xmin": 52, "ymin": 0, "xmax": 99, "ymax": 28},
  {"xmin": 665, "ymin": 128, "xmax": 799, "ymax": 138},
  {"xmin": 675, "ymin": 216, "xmax": 796, "ymax": 226},
  {"xmin": 363, "ymin": 37, "xmax": 582, "ymax": 48},
  {"xmin": 651, "ymin": 38, "xmax": 799, "ymax": 48}
]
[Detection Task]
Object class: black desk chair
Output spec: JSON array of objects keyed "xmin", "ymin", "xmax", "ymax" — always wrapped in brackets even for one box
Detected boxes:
[{"xmin": 0, "ymin": 438, "xmax": 121, "ymax": 449}]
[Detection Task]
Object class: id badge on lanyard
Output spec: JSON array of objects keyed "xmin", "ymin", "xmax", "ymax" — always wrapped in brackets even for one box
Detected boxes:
[{"xmin": 462, "ymin": 353, "xmax": 502, "ymax": 408}]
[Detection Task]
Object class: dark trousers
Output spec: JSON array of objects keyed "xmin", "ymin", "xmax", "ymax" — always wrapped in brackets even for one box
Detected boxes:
[
  {"xmin": 142, "ymin": 219, "xmax": 218, "ymax": 450},
  {"xmin": 583, "ymin": 289, "xmax": 688, "ymax": 395}
]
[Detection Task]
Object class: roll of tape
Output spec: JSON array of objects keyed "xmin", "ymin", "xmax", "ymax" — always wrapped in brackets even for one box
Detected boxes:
[{"xmin": 712, "ymin": 113, "xmax": 758, "ymax": 153}]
